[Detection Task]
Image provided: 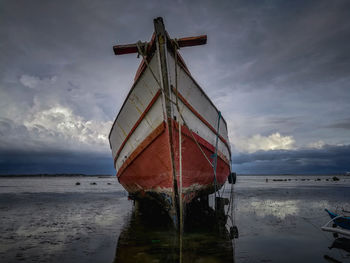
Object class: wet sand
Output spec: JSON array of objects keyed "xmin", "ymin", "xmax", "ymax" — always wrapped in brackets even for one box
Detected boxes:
[
  {"xmin": 234, "ymin": 175, "xmax": 350, "ymax": 263},
  {"xmin": 0, "ymin": 175, "xmax": 349, "ymax": 262},
  {"xmin": 0, "ymin": 177, "xmax": 130, "ymax": 263}
]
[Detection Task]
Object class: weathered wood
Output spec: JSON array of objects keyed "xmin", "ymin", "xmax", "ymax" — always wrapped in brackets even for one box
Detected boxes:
[
  {"xmin": 114, "ymin": 90, "xmax": 162, "ymax": 164},
  {"xmin": 113, "ymin": 42, "xmax": 147, "ymax": 55},
  {"xmin": 176, "ymin": 35, "xmax": 207, "ymax": 48},
  {"xmin": 113, "ymin": 35, "xmax": 207, "ymax": 55},
  {"xmin": 154, "ymin": 16, "xmax": 180, "ymax": 228}
]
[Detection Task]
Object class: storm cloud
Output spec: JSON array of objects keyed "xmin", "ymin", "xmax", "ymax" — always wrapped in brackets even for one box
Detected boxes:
[
  {"xmin": 0, "ymin": 149, "xmax": 114, "ymax": 175},
  {"xmin": 232, "ymin": 144, "xmax": 350, "ymax": 174},
  {"xmin": 0, "ymin": 0, "xmax": 349, "ymax": 174}
]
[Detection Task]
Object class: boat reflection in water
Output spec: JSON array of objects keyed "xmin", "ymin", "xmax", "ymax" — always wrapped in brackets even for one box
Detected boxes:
[
  {"xmin": 329, "ymin": 237, "xmax": 350, "ymax": 253},
  {"xmin": 114, "ymin": 197, "xmax": 237, "ymax": 262},
  {"xmin": 324, "ymin": 236, "xmax": 350, "ymax": 262}
]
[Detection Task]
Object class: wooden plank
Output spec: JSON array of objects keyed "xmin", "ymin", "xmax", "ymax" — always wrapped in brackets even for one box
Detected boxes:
[
  {"xmin": 177, "ymin": 35, "xmax": 207, "ymax": 48},
  {"xmin": 114, "ymin": 90, "xmax": 162, "ymax": 165},
  {"xmin": 173, "ymin": 121, "xmax": 230, "ymax": 166},
  {"xmin": 116, "ymin": 122, "xmax": 167, "ymax": 178},
  {"xmin": 113, "ymin": 35, "xmax": 207, "ymax": 55},
  {"xmin": 113, "ymin": 42, "xmax": 147, "ymax": 55},
  {"xmin": 171, "ymin": 86, "xmax": 231, "ymax": 152}
]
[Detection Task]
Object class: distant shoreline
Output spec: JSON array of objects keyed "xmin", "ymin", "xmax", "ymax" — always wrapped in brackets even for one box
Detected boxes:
[
  {"xmin": 0, "ymin": 174, "xmax": 114, "ymax": 177},
  {"xmin": 0, "ymin": 173, "xmax": 347, "ymax": 178},
  {"xmin": 238, "ymin": 173, "xmax": 348, "ymax": 176}
]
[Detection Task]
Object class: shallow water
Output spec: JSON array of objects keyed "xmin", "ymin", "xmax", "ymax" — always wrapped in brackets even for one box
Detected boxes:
[
  {"xmin": 234, "ymin": 175, "xmax": 350, "ymax": 263},
  {"xmin": 0, "ymin": 175, "xmax": 349, "ymax": 262}
]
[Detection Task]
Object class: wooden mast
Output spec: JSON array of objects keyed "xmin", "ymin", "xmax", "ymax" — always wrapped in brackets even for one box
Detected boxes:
[{"xmin": 154, "ymin": 17, "xmax": 180, "ymax": 227}]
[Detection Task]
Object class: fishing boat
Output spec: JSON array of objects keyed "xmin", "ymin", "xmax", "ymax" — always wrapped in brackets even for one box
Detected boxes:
[
  {"xmin": 321, "ymin": 209, "xmax": 350, "ymax": 237},
  {"xmin": 109, "ymin": 17, "xmax": 232, "ymax": 226}
]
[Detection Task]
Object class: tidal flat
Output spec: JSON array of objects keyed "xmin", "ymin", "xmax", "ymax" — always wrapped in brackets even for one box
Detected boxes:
[{"xmin": 0, "ymin": 175, "xmax": 349, "ymax": 263}]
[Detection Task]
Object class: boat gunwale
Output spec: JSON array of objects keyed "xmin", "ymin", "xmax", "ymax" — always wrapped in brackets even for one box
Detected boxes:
[
  {"xmin": 164, "ymin": 30, "xmax": 229, "ymax": 129},
  {"xmin": 108, "ymin": 36, "xmax": 158, "ymax": 145},
  {"xmin": 116, "ymin": 121, "xmax": 167, "ymax": 178},
  {"xmin": 171, "ymin": 87, "xmax": 231, "ymax": 157},
  {"xmin": 113, "ymin": 89, "xmax": 162, "ymax": 166},
  {"xmin": 326, "ymin": 209, "xmax": 350, "ymax": 220}
]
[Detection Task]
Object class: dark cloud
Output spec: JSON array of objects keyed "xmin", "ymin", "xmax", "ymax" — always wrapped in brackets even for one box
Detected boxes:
[
  {"xmin": 325, "ymin": 119, "xmax": 350, "ymax": 130},
  {"xmin": 1, "ymin": 0, "xmax": 350, "ymax": 174},
  {"xmin": 232, "ymin": 144, "xmax": 350, "ymax": 174},
  {"xmin": 0, "ymin": 150, "xmax": 114, "ymax": 175}
]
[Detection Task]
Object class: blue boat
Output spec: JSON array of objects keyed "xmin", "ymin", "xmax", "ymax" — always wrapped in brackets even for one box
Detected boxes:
[
  {"xmin": 321, "ymin": 209, "xmax": 350, "ymax": 237},
  {"xmin": 325, "ymin": 209, "xmax": 350, "ymax": 230}
]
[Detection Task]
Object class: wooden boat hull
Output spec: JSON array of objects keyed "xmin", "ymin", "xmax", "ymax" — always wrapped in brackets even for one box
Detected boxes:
[
  {"xmin": 172, "ymin": 121, "xmax": 230, "ymax": 203},
  {"xmin": 117, "ymin": 119, "xmax": 230, "ymax": 206},
  {"xmin": 109, "ymin": 18, "xmax": 232, "ymax": 223}
]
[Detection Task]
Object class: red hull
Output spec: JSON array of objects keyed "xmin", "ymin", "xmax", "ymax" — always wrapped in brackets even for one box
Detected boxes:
[
  {"xmin": 172, "ymin": 122, "xmax": 230, "ymax": 203},
  {"xmin": 117, "ymin": 119, "xmax": 230, "ymax": 207},
  {"xmin": 117, "ymin": 122, "xmax": 174, "ymax": 209}
]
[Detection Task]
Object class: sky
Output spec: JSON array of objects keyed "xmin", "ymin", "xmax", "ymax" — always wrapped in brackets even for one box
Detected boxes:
[{"xmin": 0, "ymin": 0, "xmax": 349, "ymax": 175}]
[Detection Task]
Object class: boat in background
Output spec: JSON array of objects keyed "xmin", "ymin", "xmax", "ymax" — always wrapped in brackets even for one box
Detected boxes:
[
  {"xmin": 109, "ymin": 17, "xmax": 232, "ymax": 226},
  {"xmin": 321, "ymin": 209, "xmax": 350, "ymax": 237}
]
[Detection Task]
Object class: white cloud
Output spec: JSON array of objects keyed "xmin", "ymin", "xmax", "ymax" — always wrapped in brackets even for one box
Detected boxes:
[
  {"xmin": 19, "ymin": 74, "xmax": 57, "ymax": 90},
  {"xmin": 23, "ymin": 106, "xmax": 112, "ymax": 151},
  {"xmin": 0, "ymin": 72, "xmax": 118, "ymax": 153},
  {"xmin": 307, "ymin": 140, "xmax": 325, "ymax": 149},
  {"xmin": 233, "ymin": 132, "xmax": 295, "ymax": 153},
  {"xmin": 0, "ymin": 105, "xmax": 112, "ymax": 153}
]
